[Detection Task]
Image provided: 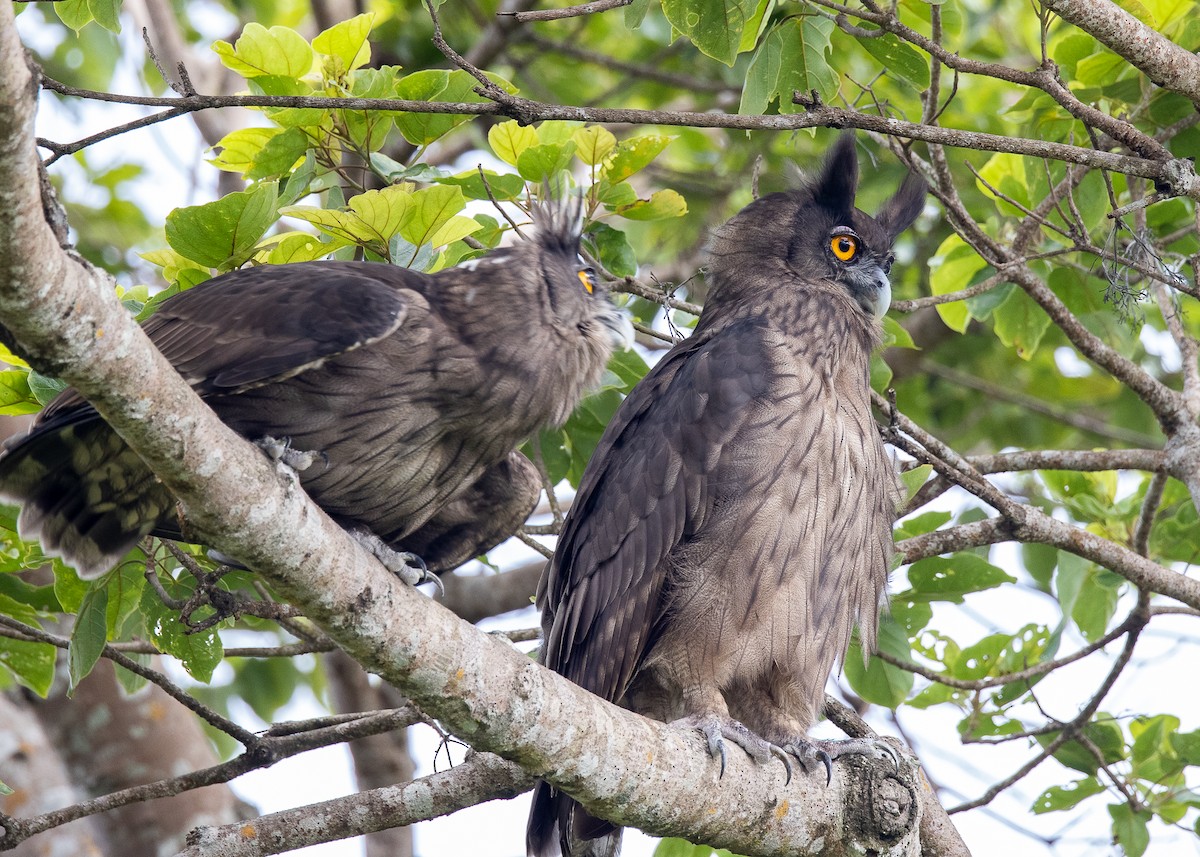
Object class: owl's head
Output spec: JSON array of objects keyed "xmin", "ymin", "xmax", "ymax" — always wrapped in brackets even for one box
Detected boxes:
[
  {"xmin": 709, "ymin": 132, "xmax": 927, "ymax": 319},
  {"xmin": 455, "ymin": 197, "xmax": 634, "ymax": 352}
]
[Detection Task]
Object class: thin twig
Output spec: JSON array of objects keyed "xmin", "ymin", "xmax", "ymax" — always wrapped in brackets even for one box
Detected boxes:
[{"xmin": 503, "ymin": 0, "xmax": 632, "ymax": 23}]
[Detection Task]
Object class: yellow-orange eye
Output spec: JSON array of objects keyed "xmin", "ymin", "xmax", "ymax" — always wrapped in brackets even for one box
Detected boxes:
[
  {"xmin": 578, "ymin": 269, "xmax": 595, "ymax": 293},
  {"xmin": 830, "ymin": 234, "xmax": 857, "ymax": 262}
]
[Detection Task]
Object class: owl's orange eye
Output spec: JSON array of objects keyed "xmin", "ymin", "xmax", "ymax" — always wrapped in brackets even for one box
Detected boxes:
[
  {"xmin": 578, "ymin": 268, "xmax": 595, "ymax": 293},
  {"xmin": 830, "ymin": 234, "xmax": 858, "ymax": 262}
]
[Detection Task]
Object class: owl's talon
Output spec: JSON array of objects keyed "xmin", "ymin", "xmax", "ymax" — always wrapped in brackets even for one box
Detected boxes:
[
  {"xmin": 255, "ymin": 435, "xmax": 322, "ymax": 473},
  {"xmin": 677, "ymin": 714, "xmax": 792, "ymax": 782},
  {"xmin": 350, "ymin": 529, "xmax": 441, "ymax": 596}
]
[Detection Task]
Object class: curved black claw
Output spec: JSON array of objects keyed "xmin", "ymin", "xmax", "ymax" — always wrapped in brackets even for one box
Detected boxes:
[
  {"xmin": 675, "ymin": 714, "xmax": 791, "ymax": 782},
  {"xmin": 818, "ymin": 749, "xmax": 833, "ymax": 786},
  {"xmin": 781, "ymin": 741, "xmax": 833, "ymax": 785},
  {"xmin": 770, "ymin": 746, "xmax": 794, "ymax": 786}
]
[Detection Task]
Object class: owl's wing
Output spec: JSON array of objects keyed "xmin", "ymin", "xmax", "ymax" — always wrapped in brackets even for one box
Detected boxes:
[
  {"xmin": 42, "ymin": 263, "xmax": 415, "ymax": 423},
  {"xmin": 539, "ymin": 317, "xmax": 777, "ymax": 704}
]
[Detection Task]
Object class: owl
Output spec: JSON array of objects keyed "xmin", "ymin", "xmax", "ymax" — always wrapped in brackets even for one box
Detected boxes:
[
  {"xmin": 0, "ymin": 203, "xmax": 633, "ymax": 581},
  {"xmin": 527, "ymin": 133, "xmax": 927, "ymax": 857}
]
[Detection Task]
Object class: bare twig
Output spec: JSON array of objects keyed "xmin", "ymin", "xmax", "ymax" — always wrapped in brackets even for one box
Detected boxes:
[{"xmin": 503, "ymin": 0, "xmax": 632, "ymax": 23}]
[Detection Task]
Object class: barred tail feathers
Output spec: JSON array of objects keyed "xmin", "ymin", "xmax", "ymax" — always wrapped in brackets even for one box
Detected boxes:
[{"xmin": 0, "ymin": 419, "xmax": 173, "ymax": 578}]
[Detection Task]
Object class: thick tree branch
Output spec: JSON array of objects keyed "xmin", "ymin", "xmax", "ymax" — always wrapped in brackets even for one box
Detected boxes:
[
  {"xmin": 0, "ymin": 8, "xmax": 919, "ymax": 856},
  {"xmin": 1039, "ymin": 0, "xmax": 1200, "ymax": 106}
]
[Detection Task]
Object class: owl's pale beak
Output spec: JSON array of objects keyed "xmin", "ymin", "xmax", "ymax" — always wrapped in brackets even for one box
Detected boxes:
[
  {"xmin": 600, "ymin": 308, "xmax": 636, "ymax": 350},
  {"xmin": 848, "ymin": 267, "xmax": 891, "ymax": 318},
  {"xmin": 867, "ymin": 274, "xmax": 891, "ymax": 319}
]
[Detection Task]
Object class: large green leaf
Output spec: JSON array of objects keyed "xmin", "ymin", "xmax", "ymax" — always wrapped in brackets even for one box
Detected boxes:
[
  {"xmin": 741, "ymin": 16, "xmax": 835, "ymax": 113},
  {"xmin": 662, "ymin": 0, "xmax": 756, "ymax": 65},
  {"xmin": 845, "ymin": 619, "xmax": 914, "ymax": 708},
  {"xmin": 213, "ymin": 24, "xmax": 314, "ymax": 79},
  {"xmin": 165, "ymin": 182, "xmax": 279, "ymax": 270}
]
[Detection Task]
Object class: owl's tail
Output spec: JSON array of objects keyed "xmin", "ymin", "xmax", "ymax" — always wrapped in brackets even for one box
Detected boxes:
[
  {"xmin": 527, "ymin": 781, "xmax": 622, "ymax": 857},
  {"xmin": 0, "ymin": 415, "xmax": 173, "ymax": 578}
]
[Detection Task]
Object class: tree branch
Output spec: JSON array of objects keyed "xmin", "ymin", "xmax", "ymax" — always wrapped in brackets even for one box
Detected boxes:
[
  {"xmin": 31, "ymin": 76, "xmax": 1200, "ymax": 200},
  {"xmin": 180, "ymin": 752, "xmax": 533, "ymax": 856},
  {"xmin": 1039, "ymin": 0, "xmax": 1200, "ymax": 106}
]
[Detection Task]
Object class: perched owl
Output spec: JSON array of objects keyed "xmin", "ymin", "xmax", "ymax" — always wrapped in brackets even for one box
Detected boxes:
[
  {"xmin": 527, "ymin": 134, "xmax": 927, "ymax": 857},
  {"xmin": 0, "ymin": 203, "xmax": 633, "ymax": 581}
]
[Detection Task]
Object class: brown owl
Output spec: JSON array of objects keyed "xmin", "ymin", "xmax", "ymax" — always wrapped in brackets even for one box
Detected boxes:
[
  {"xmin": 528, "ymin": 133, "xmax": 926, "ymax": 857},
  {"xmin": 0, "ymin": 203, "xmax": 632, "ymax": 582}
]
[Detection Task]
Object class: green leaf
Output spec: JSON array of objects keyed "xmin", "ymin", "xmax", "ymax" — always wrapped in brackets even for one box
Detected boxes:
[
  {"xmin": 895, "ymin": 509, "xmax": 951, "ymax": 540},
  {"xmin": 233, "ymin": 657, "xmax": 302, "ymax": 721},
  {"xmin": 662, "ymin": 0, "xmax": 756, "ymax": 65},
  {"xmin": 312, "ymin": 12, "xmax": 374, "ymax": 74},
  {"xmin": 653, "ymin": 839, "xmax": 719, "ymax": 857},
  {"xmin": 1032, "ymin": 777, "xmax": 1105, "ymax": 814},
  {"xmin": 284, "ymin": 186, "xmax": 472, "ymax": 263},
  {"xmin": 248, "ymin": 128, "xmax": 311, "ymax": 181},
  {"xmin": 928, "ymin": 234, "xmax": 986, "ymax": 333},
  {"xmin": 992, "ymin": 287, "xmax": 1051, "ymax": 359},
  {"xmin": 898, "ymin": 464, "xmax": 933, "ymax": 503},
  {"xmin": 55, "ymin": 0, "xmax": 120, "ymax": 32},
  {"xmin": 0, "ymin": 633, "xmax": 55, "ymax": 697},
  {"xmin": 165, "ymin": 182, "xmax": 279, "ymax": 270},
  {"xmin": 0, "ymin": 779, "xmax": 11, "ymax": 796},
  {"xmin": 398, "ymin": 185, "xmax": 469, "ymax": 248},
  {"xmin": 209, "ymin": 127, "xmax": 278, "ymax": 175},
  {"xmin": 115, "ymin": 652, "xmax": 151, "ymax": 695},
  {"xmin": 143, "ymin": 584, "xmax": 224, "ymax": 683},
  {"xmin": 854, "ymin": 30, "xmax": 931, "ymax": 90},
  {"xmin": 602, "ymin": 135, "xmax": 673, "ymax": 184},
  {"xmin": 586, "ymin": 222, "xmax": 638, "ymax": 278},
  {"xmin": 625, "ymin": 0, "xmax": 652, "ymax": 27},
  {"xmin": 603, "ymin": 347, "xmax": 651, "ymax": 394},
  {"xmin": 517, "ymin": 142, "xmax": 578, "ymax": 183},
  {"xmin": 396, "ymin": 71, "xmax": 517, "ymax": 147},
  {"xmin": 0, "ymin": 370, "xmax": 40, "ymax": 415},
  {"xmin": 617, "ymin": 189, "xmax": 689, "ymax": 221},
  {"xmin": 907, "ymin": 554, "xmax": 1016, "ymax": 602},
  {"xmin": 572, "ymin": 126, "xmax": 617, "ymax": 166},
  {"xmin": 881, "ymin": 316, "xmax": 917, "ymax": 349},
  {"xmin": 1130, "ymin": 713, "xmax": 1183, "ymax": 781},
  {"xmin": 888, "ymin": 596, "xmax": 933, "ymax": 636},
  {"xmin": 1055, "ymin": 553, "xmax": 1122, "ymax": 642},
  {"xmin": 26, "ymin": 369, "xmax": 66, "ymax": 405},
  {"xmin": 68, "ymin": 582, "xmax": 108, "ymax": 691},
  {"xmin": 740, "ymin": 16, "xmax": 835, "ymax": 114},
  {"xmin": 845, "ymin": 618, "xmax": 914, "ymax": 708},
  {"xmin": 489, "ymin": 121, "xmax": 540, "ymax": 167},
  {"xmin": 212, "ymin": 24, "xmax": 314, "ymax": 79},
  {"xmin": 1171, "ymin": 728, "xmax": 1200, "ymax": 765},
  {"xmin": 1108, "ymin": 802, "xmax": 1151, "ymax": 857},
  {"xmin": 436, "ymin": 169, "xmax": 527, "ymax": 202},
  {"xmin": 1039, "ymin": 717, "xmax": 1125, "ymax": 775}
]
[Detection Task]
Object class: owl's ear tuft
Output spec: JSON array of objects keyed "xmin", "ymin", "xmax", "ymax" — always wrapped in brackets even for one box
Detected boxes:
[
  {"xmin": 530, "ymin": 193, "xmax": 586, "ymax": 256},
  {"xmin": 810, "ymin": 131, "xmax": 859, "ymax": 215},
  {"xmin": 876, "ymin": 172, "xmax": 928, "ymax": 241}
]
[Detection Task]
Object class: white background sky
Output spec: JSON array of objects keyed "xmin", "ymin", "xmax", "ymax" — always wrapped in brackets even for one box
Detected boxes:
[{"xmin": 15, "ymin": 6, "xmax": 1200, "ymax": 856}]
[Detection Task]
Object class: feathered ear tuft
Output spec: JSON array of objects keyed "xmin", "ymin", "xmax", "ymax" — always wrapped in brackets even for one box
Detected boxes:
[
  {"xmin": 810, "ymin": 131, "xmax": 859, "ymax": 215},
  {"xmin": 876, "ymin": 172, "xmax": 927, "ymax": 241},
  {"xmin": 530, "ymin": 193, "xmax": 586, "ymax": 256}
]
